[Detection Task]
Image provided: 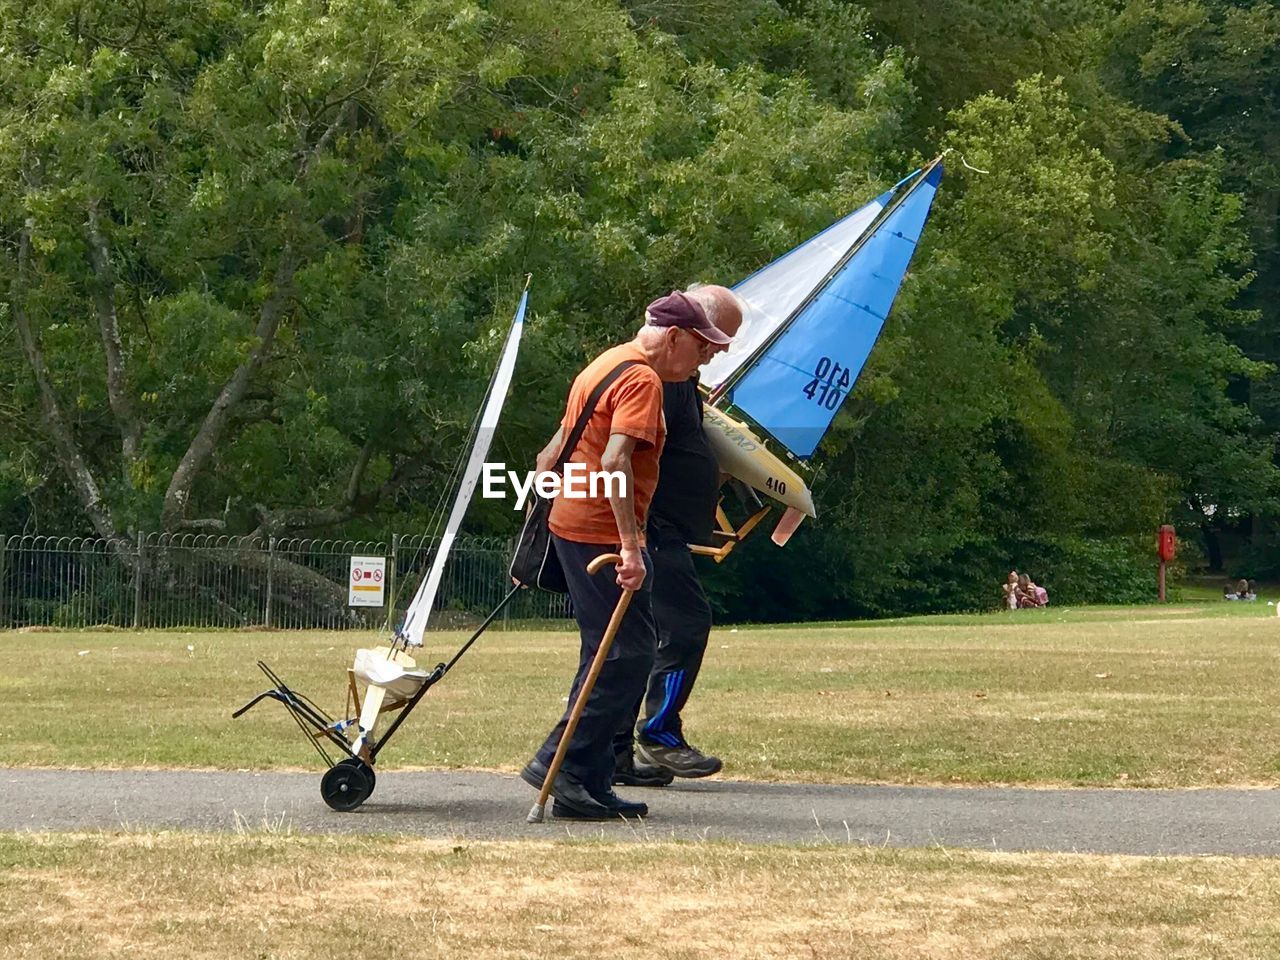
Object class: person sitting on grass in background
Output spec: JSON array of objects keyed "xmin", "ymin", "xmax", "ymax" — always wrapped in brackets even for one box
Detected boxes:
[
  {"xmin": 1238, "ymin": 579, "xmax": 1257, "ymax": 601},
  {"xmin": 1016, "ymin": 574, "xmax": 1047, "ymax": 608},
  {"xmin": 1002, "ymin": 570, "xmax": 1020, "ymax": 610},
  {"xmin": 1030, "ymin": 578, "xmax": 1048, "ymax": 607},
  {"xmin": 1016, "ymin": 573, "xmax": 1033, "ymax": 607},
  {"xmin": 1224, "ymin": 582, "xmax": 1239, "ymax": 600}
]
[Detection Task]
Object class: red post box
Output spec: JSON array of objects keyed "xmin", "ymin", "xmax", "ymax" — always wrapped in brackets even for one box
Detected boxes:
[{"xmin": 1156, "ymin": 524, "xmax": 1175, "ymax": 601}]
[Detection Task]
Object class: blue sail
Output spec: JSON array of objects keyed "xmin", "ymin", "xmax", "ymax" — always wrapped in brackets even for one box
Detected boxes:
[
  {"xmin": 726, "ymin": 163, "xmax": 942, "ymax": 459},
  {"xmin": 702, "ymin": 191, "xmax": 891, "ymax": 394}
]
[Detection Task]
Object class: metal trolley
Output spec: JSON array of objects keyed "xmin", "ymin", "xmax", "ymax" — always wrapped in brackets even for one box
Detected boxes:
[{"xmin": 233, "ymin": 585, "xmax": 521, "ymax": 811}]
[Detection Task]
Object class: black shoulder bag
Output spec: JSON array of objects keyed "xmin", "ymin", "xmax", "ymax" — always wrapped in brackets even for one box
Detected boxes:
[{"xmin": 509, "ymin": 360, "xmax": 638, "ymax": 592}]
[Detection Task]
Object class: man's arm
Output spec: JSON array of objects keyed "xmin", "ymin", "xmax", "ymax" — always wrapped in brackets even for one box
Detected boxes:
[
  {"xmin": 600, "ymin": 431, "xmax": 645, "ymax": 590},
  {"xmin": 535, "ymin": 425, "xmax": 566, "ymax": 475}
]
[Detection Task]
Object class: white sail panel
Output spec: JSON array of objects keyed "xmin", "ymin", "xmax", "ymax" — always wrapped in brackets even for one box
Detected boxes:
[
  {"xmin": 701, "ymin": 193, "xmax": 890, "ymax": 392},
  {"xmin": 400, "ymin": 290, "xmax": 528, "ymax": 646}
]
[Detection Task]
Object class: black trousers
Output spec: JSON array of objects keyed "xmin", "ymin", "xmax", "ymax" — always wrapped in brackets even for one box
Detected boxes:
[
  {"xmin": 533, "ymin": 534, "xmax": 656, "ymax": 795},
  {"xmin": 614, "ymin": 535, "xmax": 712, "ymax": 755}
]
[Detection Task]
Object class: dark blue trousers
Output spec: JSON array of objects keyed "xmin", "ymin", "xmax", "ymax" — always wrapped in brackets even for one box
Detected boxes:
[
  {"xmin": 533, "ymin": 534, "xmax": 657, "ymax": 795},
  {"xmin": 613, "ymin": 534, "xmax": 712, "ymax": 755}
]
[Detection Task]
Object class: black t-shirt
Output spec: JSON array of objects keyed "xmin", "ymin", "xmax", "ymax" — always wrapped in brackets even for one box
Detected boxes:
[{"xmin": 647, "ymin": 377, "xmax": 719, "ymax": 545}]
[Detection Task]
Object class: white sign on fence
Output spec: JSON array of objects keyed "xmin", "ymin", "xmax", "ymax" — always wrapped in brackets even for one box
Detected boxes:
[{"xmin": 348, "ymin": 555, "xmax": 386, "ymax": 607}]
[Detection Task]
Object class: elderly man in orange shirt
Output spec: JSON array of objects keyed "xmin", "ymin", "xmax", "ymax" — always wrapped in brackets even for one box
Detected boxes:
[{"xmin": 520, "ymin": 286, "xmax": 739, "ymax": 820}]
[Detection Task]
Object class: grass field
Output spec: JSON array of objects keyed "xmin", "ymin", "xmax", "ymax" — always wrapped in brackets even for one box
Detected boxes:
[
  {"xmin": 4, "ymin": 600, "xmax": 1279, "ymax": 786},
  {"xmin": 2, "ymin": 832, "xmax": 1279, "ymax": 960},
  {"xmin": 6, "ymin": 601, "xmax": 1280, "ymax": 958}
]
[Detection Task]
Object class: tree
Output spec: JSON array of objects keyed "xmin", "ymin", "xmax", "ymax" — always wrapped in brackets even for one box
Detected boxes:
[
  {"xmin": 706, "ymin": 74, "xmax": 1270, "ymax": 617},
  {"xmin": 1104, "ymin": 0, "xmax": 1280, "ymax": 569},
  {"xmin": 1, "ymin": 0, "xmax": 913, "ymax": 548}
]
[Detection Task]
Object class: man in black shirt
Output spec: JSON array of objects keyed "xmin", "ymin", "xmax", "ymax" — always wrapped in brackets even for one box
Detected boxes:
[{"xmin": 613, "ymin": 285, "xmax": 743, "ymax": 784}]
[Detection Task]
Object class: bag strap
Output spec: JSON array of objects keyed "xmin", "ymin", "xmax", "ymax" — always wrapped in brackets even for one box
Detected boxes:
[{"xmin": 554, "ymin": 360, "xmax": 640, "ymax": 472}]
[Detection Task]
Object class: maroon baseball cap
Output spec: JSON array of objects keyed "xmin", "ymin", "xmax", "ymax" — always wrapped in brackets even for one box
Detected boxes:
[{"xmin": 645, "ymin": 290, "xmax": 733, "ymax": 345}]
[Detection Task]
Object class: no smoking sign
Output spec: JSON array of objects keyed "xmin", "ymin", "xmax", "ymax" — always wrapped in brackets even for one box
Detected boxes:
[{"xmin": 348, "ymin": 555, "xmax": 386, "ymax": 607}]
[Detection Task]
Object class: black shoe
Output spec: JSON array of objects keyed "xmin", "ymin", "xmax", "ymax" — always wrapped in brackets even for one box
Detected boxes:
[
  {"xmin": 612, "ymin": 753, "xmax": 675, "ymax": 788},
  {"xmin": 551, "ymin": 798, "xmax": 612, "ymax": 821},
  {"xmin": 521, "ymin": 759, "xmax": 614, "ymax": 820},
  {"xmin": 520, "ymin": 758, "xmax": 550, "ymax": 791},
  {"xmin": 635, "ymin": 739, "xmax": 723, "ymax": 778},
  {"xmin": 553, "ymin": 794, "xmax": 648, "ymax": 820},
  {"xmin": 592, "ymin": 788, "xmax": 648, "ymax": 818}
]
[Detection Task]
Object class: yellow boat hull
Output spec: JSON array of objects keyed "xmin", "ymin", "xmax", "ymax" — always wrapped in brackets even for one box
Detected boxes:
[{"xmin": 702, "ymin": 406, "xmax": 816, "ymax": 519}]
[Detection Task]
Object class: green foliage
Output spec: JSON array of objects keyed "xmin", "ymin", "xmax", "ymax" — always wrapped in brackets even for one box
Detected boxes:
[
  {"xmin": 1010, "ymin": 536, "xmax": 1160, "ymax": 606},
  {"xmin": 857, "ymin": 0, "xmax": 1117, "ymax": 138},
  {"xmin": 1104, "ymin": 0, "xmax": 1280, "ymax": 559},
  {"xmin": 1, "ymin": 0, "xmax": 923, "ymax": 542},
  {"xmin": 702, "ymin": 65, "xmax": 1269, "ymax": 621},
  {"xmin": 0, "ymin": 0, "xmax": 1273, "ymax": 619}
]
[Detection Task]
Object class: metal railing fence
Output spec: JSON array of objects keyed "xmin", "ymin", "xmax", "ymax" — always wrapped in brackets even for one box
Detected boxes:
[{"xmin": 0, "ymin": 532, "xmax": 569, "ymax": 631}]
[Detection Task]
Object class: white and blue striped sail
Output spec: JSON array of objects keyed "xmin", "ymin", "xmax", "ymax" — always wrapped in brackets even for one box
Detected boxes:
[
  {"xmin": 718, "ymin": 163, "xmax": 942, "ymax": 459},
  {"xmin": 399, "ymin": 288, "xmax": 528, "ymax": 647},
  {"xmin": 700, "ymin": 191, "xmax": 891, "ymax": 394}
]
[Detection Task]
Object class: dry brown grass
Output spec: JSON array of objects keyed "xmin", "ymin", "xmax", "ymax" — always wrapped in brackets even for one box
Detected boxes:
[{"xmin": 2, "ymin": 832, "xmax": 1278, "ymax": 959}]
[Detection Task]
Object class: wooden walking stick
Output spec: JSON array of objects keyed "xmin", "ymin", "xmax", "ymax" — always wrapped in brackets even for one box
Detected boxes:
[{"xmin": 527, "ymin": 552, "xmax": 635, "ymax": 823}]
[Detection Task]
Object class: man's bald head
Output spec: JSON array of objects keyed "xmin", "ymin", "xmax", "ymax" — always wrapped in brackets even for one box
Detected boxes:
[{"xmin": 686, "ymin": 284, "xmax": 744, "ymax": 340}]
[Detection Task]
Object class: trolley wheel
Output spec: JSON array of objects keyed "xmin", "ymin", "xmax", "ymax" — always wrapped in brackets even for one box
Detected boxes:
[{"xmin": 321, "ymin": 758, "xmax": 375, "ymax": 812}]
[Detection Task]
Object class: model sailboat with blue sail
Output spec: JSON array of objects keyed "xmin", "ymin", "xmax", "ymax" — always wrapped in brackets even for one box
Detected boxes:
[{"xmin": 696, "ymin": 159, "xmax": 944, "ymax": 557}]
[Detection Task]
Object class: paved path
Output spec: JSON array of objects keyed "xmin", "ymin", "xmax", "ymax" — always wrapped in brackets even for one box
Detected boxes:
[{"xmin": 3, "ymin": 768, "xmax": 1276, "ymax": 856}]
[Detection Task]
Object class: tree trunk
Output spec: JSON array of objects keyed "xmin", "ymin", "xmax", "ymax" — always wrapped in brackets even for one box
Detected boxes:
[
  {"xmin": 1203, "ymin": 525, "xmax": 1223, "ymax": 573},
  {"xmin": 161, "ymin": 249, "xmax": 296, "ymax": 530},
  {"xmin": 10, "ymin": 219, "xmax": 120, "ymax": 544},
  {"xmin": 85, "ymin": 199, "xmax": 142, "ymax": 470}
]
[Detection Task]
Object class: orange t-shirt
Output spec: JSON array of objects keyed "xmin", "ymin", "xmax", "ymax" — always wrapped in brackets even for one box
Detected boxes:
[{"xmin": 548, "ymin": 343, "xmax": 665, "ymax": 545}]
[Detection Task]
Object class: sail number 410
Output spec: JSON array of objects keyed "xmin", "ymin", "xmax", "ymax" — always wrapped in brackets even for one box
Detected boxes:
[{"xmin": 802, "ymin": 356, "xmax": 851, "ymax": 410}]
